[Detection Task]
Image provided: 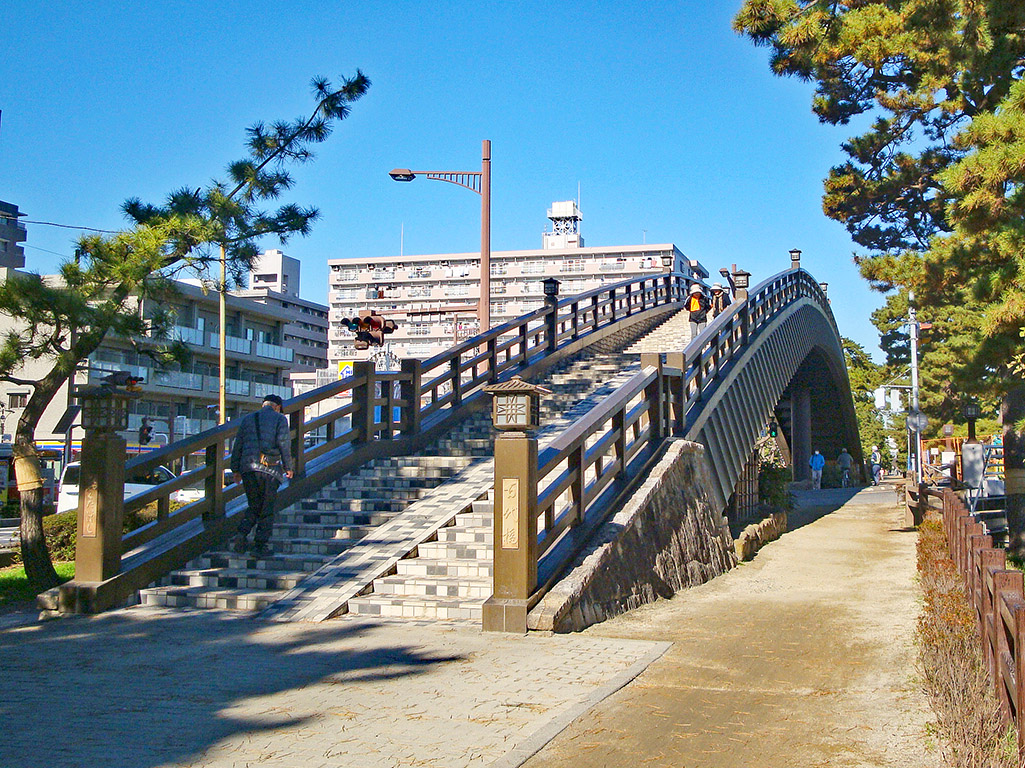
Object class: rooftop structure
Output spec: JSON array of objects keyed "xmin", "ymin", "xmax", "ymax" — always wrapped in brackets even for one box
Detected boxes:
[{"xmin": 0, "ymin": 201, "xmax": 27, "ymax": 269}]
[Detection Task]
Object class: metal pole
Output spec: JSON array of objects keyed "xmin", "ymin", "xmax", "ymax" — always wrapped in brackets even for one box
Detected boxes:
[
  {"xmin": 480, "ymin": 139, "xmax": 492, "ymax": 335},
  {"xmin": 218, "ymin": 243, "xmax": 227, "ymax": 426},
  {"xmin": 910, "ymin": 300, "xmax": 922, "ymax": 484}
]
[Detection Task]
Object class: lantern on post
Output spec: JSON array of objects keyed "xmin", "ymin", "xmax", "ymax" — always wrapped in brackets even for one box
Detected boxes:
[
  {"xmin": 789, "ymin": 248, "xmax": 802, "ymax": 271},
  {"xmin": 482, "ymin": 376, "xmax": 551, "ymax": 633},
  {"xmin": 732, "ymin": 268, "xmax": 752, "ymax": 301},
  {"xmin": 484, "ymin": 376, "xmax": 550, "ymax": 433},
  {"xmin": 62, "ymin": 381, "xmax": 140, "ymax": 607},
  {"xmin": 541, "ymin": 279, "xmax": 561, "ymax": 353}
]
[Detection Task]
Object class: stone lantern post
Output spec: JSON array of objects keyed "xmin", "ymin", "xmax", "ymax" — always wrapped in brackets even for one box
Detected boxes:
[{"xmin": 481, "ymin": 376, "xmax": 550, "ymax": 633}]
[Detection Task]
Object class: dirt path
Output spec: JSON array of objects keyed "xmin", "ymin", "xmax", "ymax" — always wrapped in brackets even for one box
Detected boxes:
[{"xmin": 522, "ymin": 485, "xmax": 940, "ymax": 768}]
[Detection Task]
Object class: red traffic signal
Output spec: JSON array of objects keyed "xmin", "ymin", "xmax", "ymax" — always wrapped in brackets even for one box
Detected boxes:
[{"xmin": 342, "ymin": 311, "xmax": 398, "ymax": 347}]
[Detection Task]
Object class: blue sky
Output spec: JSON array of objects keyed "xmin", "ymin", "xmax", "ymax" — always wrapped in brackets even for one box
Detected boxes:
[{"xmin": 1, "ymin": 2, "xmax": 885, "ymax": 360}]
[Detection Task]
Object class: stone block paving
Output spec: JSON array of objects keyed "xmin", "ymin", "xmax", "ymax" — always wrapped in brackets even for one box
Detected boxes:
[{"xmin": 0, "ymin": 607, "xmax": 666, "ymax": 768}]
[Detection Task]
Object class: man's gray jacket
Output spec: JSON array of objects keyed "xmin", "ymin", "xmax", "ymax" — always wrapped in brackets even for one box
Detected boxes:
[{"xmin": 230, "ymin": 405, "xmax": 292, "ymax": 478}]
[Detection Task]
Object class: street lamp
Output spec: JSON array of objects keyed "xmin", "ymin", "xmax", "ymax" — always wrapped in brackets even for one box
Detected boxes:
[
  {"xmin": 0, "ymin": 403, "xmax": 13, "ymax": 442},
  {"xmin": 963, "ymin": 400, "xmax": 982, "ymax": 442},
  {"xmin": 389, "ymin": 140, "xmax": 492, "ymax": 334},
  {"xmin": 789, "ymin": 248, "xmax": 802, "ymax": 271}
]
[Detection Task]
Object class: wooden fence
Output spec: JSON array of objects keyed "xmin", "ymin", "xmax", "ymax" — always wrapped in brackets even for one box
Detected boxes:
[{"xmin": 939, "ymin": 488, "xmax": 1025, "ymax": 761}]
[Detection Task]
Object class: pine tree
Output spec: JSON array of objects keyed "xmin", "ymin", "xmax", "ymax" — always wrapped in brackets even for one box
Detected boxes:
[{"xmin": 0, "ymin": 73, "xmax": 369, "ymax": 590}]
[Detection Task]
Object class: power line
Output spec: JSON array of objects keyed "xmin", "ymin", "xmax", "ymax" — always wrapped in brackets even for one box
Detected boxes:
[{"xmin": 0, "ymin": 211, "xmax": 117, "ymax": 234}]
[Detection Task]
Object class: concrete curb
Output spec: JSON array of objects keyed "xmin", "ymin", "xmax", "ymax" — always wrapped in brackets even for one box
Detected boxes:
[{"xmin": 487, "ymin": 640, "xmax": 673, "ymax": 768}]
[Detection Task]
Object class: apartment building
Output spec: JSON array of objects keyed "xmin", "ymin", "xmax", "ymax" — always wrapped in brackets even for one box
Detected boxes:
[
  {"xmin": 233, "ymin": 249, "xmax": 330, "ymax": 373},
  {"xmin": 0, "ymin": 269, "xmax": 295, "ymax": 454},
  {"xmin": 0, "ymin": 201, "xmax": 27, "ymax": 269},
  {"xmin": 327, "ymin": 202, "xmax": 704, "ymax": 367}
]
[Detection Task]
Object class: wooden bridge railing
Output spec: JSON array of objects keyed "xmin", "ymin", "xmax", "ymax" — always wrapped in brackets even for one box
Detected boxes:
[
  {"xmin": 484, "ymin": 268, "xmax": 833, "ymax": 631},
  {"xmin": 59, "ymin": 271, "xmax": 692, "ymax": 612}
]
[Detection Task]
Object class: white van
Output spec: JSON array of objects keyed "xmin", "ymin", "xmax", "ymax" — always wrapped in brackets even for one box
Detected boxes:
[{"xmin": 57, "ymin": 462, "xmax": 188, "ymax": 514}]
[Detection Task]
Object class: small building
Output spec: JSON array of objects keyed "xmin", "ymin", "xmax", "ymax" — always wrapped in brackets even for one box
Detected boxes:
[{"xmin": 0, "ymin": 201, "xmax": 27, "ymax": 270}]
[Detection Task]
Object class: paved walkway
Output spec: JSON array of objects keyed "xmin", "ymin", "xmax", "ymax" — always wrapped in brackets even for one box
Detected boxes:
[
  {"xmin": 1, "ymin": 485, "xmax": 937, "ymax": 768},
  {"xmin": 522, "ymin": 485, "xmax": 940, "ymax": 768}
]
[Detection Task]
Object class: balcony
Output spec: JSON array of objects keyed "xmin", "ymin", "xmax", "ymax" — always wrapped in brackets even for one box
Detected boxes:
[
  {"xmin": 600, "ymin": 262, "xmax": 627, "ymax": 272},
  {"xmin": 89, "ymin": 360, "xmax": 149, "ymax": 381},
  {"xmin": 255, "ymin": 341, "xmax": 294, "ymax": 362},
  {"xmin": 252, "ymin": 382, "xmax": 292, "ymax": 400},
  {"xmin": 173, "ymin": 325, "xmax": 205, "ymax": 346},
  {"xmin": 152, "ymin": 370, "xmax": 204, "ymax": 391},
  {"xmin": 207, "ymin": 333, "xmax": 252, "ymax": 355}
]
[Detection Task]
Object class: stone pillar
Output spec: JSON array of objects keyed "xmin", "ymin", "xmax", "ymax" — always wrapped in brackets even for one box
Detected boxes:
[
  {"xmin": 482, "ymin": 431, "xmax": 538, "ymax": 633},
  {"xmin": 74, "ymin": 431, "xmax": 126, "ymax": 582},
  {"xmin": 791, "ymin": 386, "xmax": 812, "ymax": 482}
]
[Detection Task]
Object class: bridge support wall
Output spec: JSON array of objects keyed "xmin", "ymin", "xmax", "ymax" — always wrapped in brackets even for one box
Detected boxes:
[
  {"xmin": 791, "ymin": 386, "xmax": 812, "ymax": 481},
  {"xmin": 527, "ymin": 439, "xmax": 736, "ymax": 632}
]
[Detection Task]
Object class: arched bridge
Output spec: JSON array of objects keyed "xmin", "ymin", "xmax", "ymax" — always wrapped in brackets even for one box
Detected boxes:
[{"xmin": 52, "ymin": 268, "xmax": 861, "ymax": 622}]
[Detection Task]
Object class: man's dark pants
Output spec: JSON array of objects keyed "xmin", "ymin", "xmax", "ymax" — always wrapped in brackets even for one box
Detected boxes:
[{"xmin": 238, "ymin": 471, "xmax": 281, "ymax": 546}]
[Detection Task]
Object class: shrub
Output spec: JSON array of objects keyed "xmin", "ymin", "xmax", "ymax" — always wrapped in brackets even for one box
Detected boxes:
[
  {"xmin": 758, "ymin": 461, "xmax": 793, "ymax": 511},
  {"xmin": 916, "ymin": 517, "xmax": 1017, "ymax": 767}
]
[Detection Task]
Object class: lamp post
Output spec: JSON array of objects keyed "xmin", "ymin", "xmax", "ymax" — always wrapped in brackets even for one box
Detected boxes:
[
  {"xmin": 0, "ymin": 403, "xmax": 13, "ymax": 443},
  {"xmin": 963, "ymin": 400, "xmax": 982, "ymax": 442},
  {"xmin": 218, "ymin": 244, "xmax": 227, "ymax": 425},
  {"xmin": 908, "ymin": 291, "xmax": 923, "ymax": 484},
  {"xmin": 389, "ymin": 140, "xmax": 492, "ymax": 335}
]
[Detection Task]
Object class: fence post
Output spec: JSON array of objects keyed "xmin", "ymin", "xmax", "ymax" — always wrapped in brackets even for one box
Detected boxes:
[
  {"xmin": 486, "ymin": 337, "xmax": 499, "ymax": 383},
  {"xmin": 450, "ymin": 356, "xmax": 462, "ymax": 407},
  {"xmin": 352, "ymin": 360, "xmax": 376, "ymax": 443},
  {"xmin": 204, "ymin": 440, "xmax": 226, "ymax": 520},
  {"xmin": 482, "ymin": 430, "xmax": 538, "ymax": 634},
  {"xmin": 545, "ymin": 295, "xmax": 558, "ymax": 354},
  {"xmin": 609, "ymin": 288, "xmax": 617, "ymax": 322},
  {"xmin": 641, "ymin": 353, "xmax": 664, "ymax": 442},
  {"xmin": 289, "ymin": 406, "xmax": 306, "ymax": 478},
  {"xmin": 591, "ymin": 295, "xmax": 600, "ymax": 333},
  {"xmin": 666, "ymin": 351, "xmax": 686, "ymax": 435},
  {"xmin": 994, "ymin": 573, "xmax": 1024, "ymax": 720},
  {"xmin": 400, "ymin": 358, "xmax": 422, "ymax": 437}
]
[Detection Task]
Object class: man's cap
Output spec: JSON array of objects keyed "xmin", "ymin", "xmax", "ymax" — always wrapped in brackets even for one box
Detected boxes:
[
  {"xmin": 263, "ymin": 394, "xmax": 284, "ymax": 407},
  {"xmin": 689, "ymin": 284, "xmax": 702, "ymax": 294}
]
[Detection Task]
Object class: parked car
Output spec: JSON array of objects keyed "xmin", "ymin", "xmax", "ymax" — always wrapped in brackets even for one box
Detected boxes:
[{"xmin": 57, "ymin": 462, "xmax": 195, "ymax": 514}]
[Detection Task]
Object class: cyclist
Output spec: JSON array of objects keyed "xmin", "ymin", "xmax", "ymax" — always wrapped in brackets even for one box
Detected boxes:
[{"xmin": 837, "ymin": 448, "xmax": 853, "ymax": 487}]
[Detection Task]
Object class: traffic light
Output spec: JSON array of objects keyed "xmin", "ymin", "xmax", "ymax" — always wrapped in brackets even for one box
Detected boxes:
[
  {"xmin": 768, "ymin": 422, "xmax": 779, "ymax": 438},
  {"xmin": 340, "ymin": 311, "xmax": 398, "ymax": 349},
  {"xmin": 138, "ymin": 417, "xmax": 153, "ymax": 445}
]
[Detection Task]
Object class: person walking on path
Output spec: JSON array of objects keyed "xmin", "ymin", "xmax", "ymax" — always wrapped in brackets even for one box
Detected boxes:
[
  {"xmin": 870, "ymin": 445, "xmax": 883, "ymax": 485},
  {"xmin": 230, "ymin": 394, "xmax": 293, "ymax": 556},
  {"xmin": 809, "ymin": 449, "xmax": 825, "ymax": 489},
  {"xmin": 837, "ymin": 448, "xmax": 853, "ymax": 486},
  {"xmin": 686, "ymin": 283, "xmax": 710, "ymax": 339},
  {"xmin": 710, "ymin": 282, "xmax": 730, "ymax": 318}
]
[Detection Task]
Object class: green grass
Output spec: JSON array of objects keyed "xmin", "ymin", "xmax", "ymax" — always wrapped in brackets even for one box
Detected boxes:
[{"xmin": 0, "ymin": 562, "xmax": 74, "ymax": 608}]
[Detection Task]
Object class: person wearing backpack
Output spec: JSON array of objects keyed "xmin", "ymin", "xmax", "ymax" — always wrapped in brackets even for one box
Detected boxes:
[
  {"xmin": 687, "ymin": 283, "xmax": 711, "ymax": 338},
  {"xmin": 230, "ymin": 394, "xmax": 294, "ymax": 556}
]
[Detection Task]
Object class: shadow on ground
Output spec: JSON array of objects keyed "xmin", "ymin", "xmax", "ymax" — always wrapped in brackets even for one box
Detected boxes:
[{"xmin": 0, "ymin": 609, "xmax": 461, "ymax": 768}]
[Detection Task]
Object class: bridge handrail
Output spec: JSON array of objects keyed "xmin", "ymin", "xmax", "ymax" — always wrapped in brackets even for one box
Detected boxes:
[
  {"xmin": 114, "ymin": 271, "xmax": 693, "ymax": 559},
  {"xmin": 515, "ymin": 267, "xmax": 833, "ymax": 609}
]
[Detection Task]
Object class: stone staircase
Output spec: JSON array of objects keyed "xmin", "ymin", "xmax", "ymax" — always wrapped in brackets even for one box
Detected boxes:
[
  {"xmin": 343, "ymin": 355, "xmax": 638, "ymax": 622},
  {"xmin": 622, "ymin": 308, "xmax": 692, "ymax": 355},
  {"xmin": 139, "ymin": 350, "xmax": 640, "ymax": 615}
]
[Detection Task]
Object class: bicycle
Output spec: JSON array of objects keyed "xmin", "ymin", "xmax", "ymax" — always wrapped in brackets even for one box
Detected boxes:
[{"xmin": 841, "ymin": 468, "xmax": 850, "ymax": 488}]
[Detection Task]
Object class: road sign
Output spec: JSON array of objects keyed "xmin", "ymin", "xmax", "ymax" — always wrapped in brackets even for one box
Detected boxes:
[{"xmin": 906, "ymin": 410, "xmax": 929, "ymax": 432}]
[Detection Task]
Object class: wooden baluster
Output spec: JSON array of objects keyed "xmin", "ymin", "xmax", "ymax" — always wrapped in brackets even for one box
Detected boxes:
[
  {"xmin": 204, "ymin": 438, "xmax": 225, "ymax": 520},
  {"xmin": 289, "ymin": 405, "xmax": 306, "ymax": 478},
  {"xmin": 401, "ymin": 358, "xmax": 423, "ymax": 437}
]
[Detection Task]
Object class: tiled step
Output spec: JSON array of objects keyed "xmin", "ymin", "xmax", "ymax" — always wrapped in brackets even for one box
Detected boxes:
[
  {"xmin": 192, "ymin": 551, "xmax": 333, "ymax": 572},
  {"xmin": 141, "ymin": 585, "xmax": 286, "ymax": 611},
  {"xmin": 395, "ymin": 557, "xmax": 493, "ymax": 579},
  {"xmin": 416, "ymin": 540, "xmax": 493, "ymax": 559},
  {"xmin": 165, "ymin": 567, "xmax": 308, "ymax": 591},
  {"xmin": 346, "ymin": 594, "xmax": 483, "ymax": 622},
  {"xmin": 372, "ymin": 575, "xmax": 492, "ymax": 599}
]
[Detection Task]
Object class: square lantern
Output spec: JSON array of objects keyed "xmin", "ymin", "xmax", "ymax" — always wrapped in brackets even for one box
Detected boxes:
[
  {"xmin": 733, "ymin": 269, "xmax": 751, "ymax": 290},
  {"xmin": 74, "ymin": 385, "xmax": 139, "ymax": 433},
  {"xmin": 962, "ymin": 401, "xmax": 982, "ymax": 421},
  {"xmin": 789, "ymin": 249, "xmax": 802, "ymax": 271},
  {"xmin": 542, "ymin": 277, "xmax": 561, "ymax": 298},
  {"xmin": 661, "ymin": 252, "xmax": 675, "ymax": 270},
  {"xmin": 484, "ymin": 376, "xmax": 552, "ymax": 432}
]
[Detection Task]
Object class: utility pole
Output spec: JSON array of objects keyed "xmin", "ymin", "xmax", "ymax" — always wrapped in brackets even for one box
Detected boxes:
[{"xmin": 909, "ymin": 292, "xmax": 923, "ymax": 485}]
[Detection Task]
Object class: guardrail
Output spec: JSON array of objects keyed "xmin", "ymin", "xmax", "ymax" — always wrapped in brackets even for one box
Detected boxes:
[
  {"xmin": 485, "ymin": 268, "xmax": 835, "ymax": 629},
  {"xmin": 67, "ymin": 272, "xmax": 690, "ymax": 611},
  {"xmin": 940, "ymin": 488, "xmax": 1024, "ymax": 762}
]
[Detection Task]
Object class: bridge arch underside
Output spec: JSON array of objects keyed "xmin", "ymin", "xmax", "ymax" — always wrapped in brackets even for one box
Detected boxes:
[{"xmin": 686, "ymin": 300, "xmax": 861, "ymax": 513}]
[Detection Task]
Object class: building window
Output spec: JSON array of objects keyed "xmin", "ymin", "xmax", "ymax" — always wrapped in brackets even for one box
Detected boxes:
[
  {"xmin": 9, "ymin": 393, "xmax": 28, "ymax": 408},
  {"xmin": 254, "ymin": 273, "xmax": 276, "ymax": 283}
]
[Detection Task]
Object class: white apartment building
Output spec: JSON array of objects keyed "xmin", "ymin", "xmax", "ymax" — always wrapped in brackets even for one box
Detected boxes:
[
  {"xmin": 233, "ymin": 249, "xmax": 330, "ymax": 374},
  {"xmin": 327, "ymin": 202, "xmax": 704, "ymax": 369}
]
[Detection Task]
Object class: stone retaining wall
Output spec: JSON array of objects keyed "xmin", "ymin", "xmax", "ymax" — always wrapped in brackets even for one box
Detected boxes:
[
  {"xmin": 734, "ymin": 511, "xmax": 787, "ymax": 562},
  {"xmin": 528, "ymin": 439, "xmax": 737, "ymax": 633}
]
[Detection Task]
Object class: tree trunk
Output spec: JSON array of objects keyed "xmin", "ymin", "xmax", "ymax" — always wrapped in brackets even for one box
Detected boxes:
[
  {"xmin": 19, "ymin": 485, "xmax": 60, "ymax": 589},
  {"xmin": 1003, "ymin": 385, "xmax": 1025, "ymax": 559}
]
